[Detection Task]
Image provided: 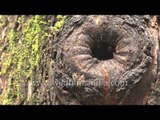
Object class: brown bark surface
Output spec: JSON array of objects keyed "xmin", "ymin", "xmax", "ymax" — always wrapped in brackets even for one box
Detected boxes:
[
  {"xmin": 1, "ymin": 15, "xmax": 160, "ymax": 105},
  {"xmin": 54, "ymin": 15, "xmax": 159, "ymax": 105}
]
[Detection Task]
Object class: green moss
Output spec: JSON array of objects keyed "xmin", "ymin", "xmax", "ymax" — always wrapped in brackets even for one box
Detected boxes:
[
  {"xmin": 0, "ymin": 15, "xmax": 65, "ymax": 105},
  {"xmin": 53, "ymin": 15, "xmax": 65, "ymax": 32},
  {"xmin": 0, "ymin": 15, "xmax": 7, "ymax": 28}
]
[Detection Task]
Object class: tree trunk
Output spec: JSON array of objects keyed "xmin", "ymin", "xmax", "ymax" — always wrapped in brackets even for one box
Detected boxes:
[
  {"xmin": 1, "ymin": 15, "xmax": 160, "ymax": 105},
  {"xmin": 53, "ymin": 15, "xmax": 160, "ymax": 105},
  {"xmin": 0, "ymin": 15, "xmax": 58, "ymax": 104}
]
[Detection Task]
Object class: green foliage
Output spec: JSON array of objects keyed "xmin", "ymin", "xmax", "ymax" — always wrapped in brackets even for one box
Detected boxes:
[{"xmin": 0, "ymin": 15, "xmax": 65, "ymax": 105}]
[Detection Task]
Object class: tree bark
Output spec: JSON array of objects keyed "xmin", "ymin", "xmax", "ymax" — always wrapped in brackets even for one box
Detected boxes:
[
  {"xmin": 1, "ymin": 15, "xmax": 160, "ymax": 105},
  {"xmin": 53, "ymin": 15, "xmax": 159, "ymax": 105},
  {"xmin": 0, "ymin": 15, "xmax": 58, "ymax": 104}
]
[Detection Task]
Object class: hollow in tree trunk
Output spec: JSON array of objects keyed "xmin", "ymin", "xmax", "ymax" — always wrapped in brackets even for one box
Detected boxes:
[{"xmin": 53, "ymin": 15, "xmax": 160, "ymax": 105}]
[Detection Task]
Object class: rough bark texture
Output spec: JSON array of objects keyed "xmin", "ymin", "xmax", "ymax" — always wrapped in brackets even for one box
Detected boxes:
[
  {"xmin": 0, "ymin": 15, "xmax": 58, "ymax": 104},
  {"xmin": 54, "ymin": 15, "xmax": 159, "ymax": 105},
  {"xmin": 1, "ymin": 15, "xmax": 160, "ymax": 105}
]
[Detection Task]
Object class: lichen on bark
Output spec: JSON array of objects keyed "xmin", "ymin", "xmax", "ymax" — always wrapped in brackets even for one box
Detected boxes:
[
  {"xmin": 0, "ymin": 15, "xmax": 160, "ymax": 105},
  {"xmin": 0, "ymin": 15, "xmax": 65, "ymax": 105}
]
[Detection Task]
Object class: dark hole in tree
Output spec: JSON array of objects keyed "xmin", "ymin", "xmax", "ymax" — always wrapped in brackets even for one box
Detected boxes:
[{"xmin": 91, "ymin": 42, "xmax": 115, "ymax": 60}]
